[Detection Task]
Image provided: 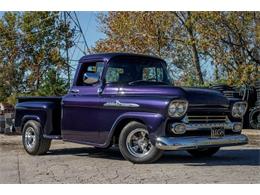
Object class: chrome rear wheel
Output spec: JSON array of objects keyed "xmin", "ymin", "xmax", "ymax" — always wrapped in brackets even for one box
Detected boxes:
[
  {"xmin": 24, "ymin": 127, "xmax": 36, "ymax": 149},
  {"xmin": 22, "ymin": 120, "xmax": 51, "ymax": 155}
]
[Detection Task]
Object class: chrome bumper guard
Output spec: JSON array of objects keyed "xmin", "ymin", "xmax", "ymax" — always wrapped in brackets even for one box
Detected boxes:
[{"xmin": 155, "ymin": 134, "xmax": 248, "ymax": 150}]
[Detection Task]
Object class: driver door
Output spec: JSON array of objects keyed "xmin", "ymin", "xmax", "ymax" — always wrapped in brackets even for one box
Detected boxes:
[{"xmin": 61, "ymin": 61, "xmax": 106, "ymax": 144}]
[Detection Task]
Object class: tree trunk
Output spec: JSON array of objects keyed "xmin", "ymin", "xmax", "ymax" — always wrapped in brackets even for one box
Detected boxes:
[
  {"xmin": 188, "ymin": 30, "xmax": 204, "ymax": 85},
  {"xmin": 36, "ymin": 63, "xmax": 40, "ymax": 91},
  {"xmin": 184, "ymin": 12, "xmax": 204, "ymax": 85}
]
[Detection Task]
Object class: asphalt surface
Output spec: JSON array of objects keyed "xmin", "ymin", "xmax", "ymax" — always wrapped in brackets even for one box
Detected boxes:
[{"xmin": 0, "ymin": 130, "xmax": 259, "ymax": 184}]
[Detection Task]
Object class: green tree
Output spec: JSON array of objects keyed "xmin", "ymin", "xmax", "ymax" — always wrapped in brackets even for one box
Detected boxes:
[
  {"xmin": 94, "ymin": 11, "xmax": 259, "ymax": 87},
  {"xmin": 0, "ymin": 12, "xmax": 23, "ymax": 102},
  {"xmin": 0, "ymin": 11, "xmax": 74, "ymax": 104},
  {"xmin": 36, "ymin": 68, "xmax": 67, "ymax": 96},
  {"xmin": 94, "ymin": 12, "xmax": 206, "ymax": 86},
  {"xmin": 194, "ymin": 12, "xmax": 260, "ymax": 86}
]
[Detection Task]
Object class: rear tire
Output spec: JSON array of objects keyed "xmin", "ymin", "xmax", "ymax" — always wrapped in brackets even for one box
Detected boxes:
[
  {"xmin": 22, "ymin": 120, "xmax": 51, "ymax": 155},
  {"xmin": 187, "ymin": 147, "xmax": 220, "ymax": 158},
  {"xmin": 119, "ymin": 121, "xmax": 162, "ymax": 163}
]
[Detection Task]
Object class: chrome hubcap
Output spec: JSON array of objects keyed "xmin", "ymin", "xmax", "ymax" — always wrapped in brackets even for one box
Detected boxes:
[
  {"xmin": 25, "ymin": 127, "xmax": 36, "ymax": 149},
  {"xmin": 126, "ymin": 128, "xmax": 153, "ymax": 158}
]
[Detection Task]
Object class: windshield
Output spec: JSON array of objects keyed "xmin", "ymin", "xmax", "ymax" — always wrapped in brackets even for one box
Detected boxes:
[{"xmin": 106, "ymin": 56, "xmax": 171, "ymax": 85}]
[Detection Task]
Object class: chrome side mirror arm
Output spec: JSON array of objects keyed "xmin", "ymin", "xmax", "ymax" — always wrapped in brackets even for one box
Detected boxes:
[{"xmin": 97, "ymin": 79, "xmax": 106, "ymax": 96}]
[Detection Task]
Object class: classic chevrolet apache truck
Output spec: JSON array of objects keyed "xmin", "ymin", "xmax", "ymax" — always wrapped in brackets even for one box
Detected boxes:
[{"xmin": 15, "ymin": 53, "xmax": 248, "ymax": 163}]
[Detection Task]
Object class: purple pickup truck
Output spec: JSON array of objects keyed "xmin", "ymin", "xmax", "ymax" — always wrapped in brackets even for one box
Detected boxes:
[{"xmin": 14, "ymin": 53, "xmax": 248, "ymax": 163}]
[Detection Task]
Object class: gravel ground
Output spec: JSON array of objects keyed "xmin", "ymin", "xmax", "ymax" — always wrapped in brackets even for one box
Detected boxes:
[{"xmin": 0, "ymin": 130, "xmax": 259, "ymax": 184}]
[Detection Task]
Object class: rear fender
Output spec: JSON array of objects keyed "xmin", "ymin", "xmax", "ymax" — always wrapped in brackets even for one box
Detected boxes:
[
  {"xmin": 14, "ymin": 101, "xmax": 56, "ymax": 134},
  {"xmin": 20, "ymin": 115, "xmax": 42, "ymax": 132}
]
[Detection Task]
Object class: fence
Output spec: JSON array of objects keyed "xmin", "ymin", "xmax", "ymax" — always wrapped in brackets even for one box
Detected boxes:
[{"xmin": 0, "ymin": 103, "xmax": 15, "ymax": 134}]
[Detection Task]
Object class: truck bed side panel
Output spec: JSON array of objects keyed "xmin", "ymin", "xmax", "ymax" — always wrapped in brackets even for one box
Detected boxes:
[{"xmin": 15, "ymin": 97, "xmax": 62, "ymax": 135}]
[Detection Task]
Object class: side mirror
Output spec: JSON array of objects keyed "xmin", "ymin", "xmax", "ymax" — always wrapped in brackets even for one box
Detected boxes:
[{"xmin": 83, "ymin": 72, "xmax": 99, "ymax": 85}]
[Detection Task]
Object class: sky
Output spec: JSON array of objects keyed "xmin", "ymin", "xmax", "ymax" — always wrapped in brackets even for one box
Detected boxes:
[{"xmin": 74, "ymin": 11, "xmax": 105, "ymax": 48}]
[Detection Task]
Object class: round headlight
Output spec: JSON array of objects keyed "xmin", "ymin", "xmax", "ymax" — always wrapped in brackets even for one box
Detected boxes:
[
  {"xmin": 232, "ymin": 102, "xmax": 247, "ymax": 118},
  {"xmin": 168, "ymin": 100, "xmax": 188, "ymax": 118}
]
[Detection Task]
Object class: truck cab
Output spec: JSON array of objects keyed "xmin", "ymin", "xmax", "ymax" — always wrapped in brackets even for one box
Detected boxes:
[{"xmin": 15, "ymin": 53, "xmax": 248, "ymax": 163}]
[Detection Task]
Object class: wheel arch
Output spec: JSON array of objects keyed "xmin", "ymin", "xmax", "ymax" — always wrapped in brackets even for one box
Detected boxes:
[
  {"xmin": 106, "ymin": 112, "xmax": 166, "ymax": 147},
  {"xmin": 20, "ymin": 115, "xmax": 42, "ymax": 133},
  {"xmin": 111, "ymin": 118, "xmax": 144, "ymax": 144}
]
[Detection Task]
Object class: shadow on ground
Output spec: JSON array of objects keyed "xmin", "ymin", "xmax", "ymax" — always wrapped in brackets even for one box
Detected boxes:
[{"xmin": 48, "ymin": 147, "xmax": 260, "ymax": 166}]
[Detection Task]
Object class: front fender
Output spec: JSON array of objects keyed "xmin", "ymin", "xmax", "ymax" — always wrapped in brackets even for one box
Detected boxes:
[{"xmin": 104, "ymin": 112, "xmax": 166, "ymax": 147}]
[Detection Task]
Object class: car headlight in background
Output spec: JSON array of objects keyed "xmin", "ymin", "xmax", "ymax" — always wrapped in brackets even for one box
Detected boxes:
[
  {"xmin": 232, "ymin": 101, "xmax": 247, "ymax": 118},
  {"xmin": 168, "ymin": 100, "xmax": 188, "ymax": 118}
]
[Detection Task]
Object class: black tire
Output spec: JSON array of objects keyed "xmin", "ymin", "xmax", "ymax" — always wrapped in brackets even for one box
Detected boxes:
[
  {"xmin": 22, "ymin": 120, "xmax": 51, "ymax": 155},
  {"xmin": 118, "ymin": 121, "xmax": 163, "ymax": 163},
  {"xmin": 187, "ymin": 147, "xmax": 220, "ymax": 158},
  {"xmin": 249, "ymin": 107, "xmax": 260, "ymax": 129}
]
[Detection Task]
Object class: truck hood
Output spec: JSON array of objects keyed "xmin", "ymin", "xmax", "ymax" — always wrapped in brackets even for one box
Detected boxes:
[
  {"xmin": 183, "ymin": 87, "xmax": 229, "ymax": 106},
  {"xmin": 118, "ymin": 85, "xmax": 229, "ymax": 106}
]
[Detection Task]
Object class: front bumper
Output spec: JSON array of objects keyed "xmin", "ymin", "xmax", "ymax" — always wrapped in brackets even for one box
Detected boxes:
[{"xmin": 155, "ymin": 134, "xmax": 248, "ymax": 150}]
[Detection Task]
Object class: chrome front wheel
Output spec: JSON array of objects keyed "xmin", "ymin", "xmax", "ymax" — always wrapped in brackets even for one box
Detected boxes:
[
  {"xmin": 119, "ymin": 121, "xmax": 163, "ymax": 163},
  {"xmin": 126, "ymin": 128, "xmax": 153, "ymax": 158}
]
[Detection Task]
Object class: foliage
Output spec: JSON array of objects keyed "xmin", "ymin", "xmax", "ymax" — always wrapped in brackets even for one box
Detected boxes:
[
  {"xmin": 194, "ymin": 12, "xmax": 260, "ymax": 86},
  {"xmin": 94, "ymin": 11, "xmax": 260, "ymax": 87},
  {"xmin": 36, "ymin": 69, "xmax": 67, "ymax": 96},
  {"xmin": 0, "ymin": 12, "xmax": 74, "ymax": 104}
]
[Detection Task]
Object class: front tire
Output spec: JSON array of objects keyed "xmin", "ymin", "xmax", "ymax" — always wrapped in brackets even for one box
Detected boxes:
[
  {"xmin": 22, "ymin": 120, "xmax": 51, "ymax": 155},
  {"xmin": 187, "ymin": 147, "xmax": 220, "ymax": 158},
  {"xmin": 119, "ymin": 121, "xmax": 162, "ymax": 163}
]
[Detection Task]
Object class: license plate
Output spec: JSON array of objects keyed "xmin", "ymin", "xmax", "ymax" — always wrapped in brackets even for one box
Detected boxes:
[{"xmin": 211, "ymin": 127, "xmax": 225, "ymax": 138}]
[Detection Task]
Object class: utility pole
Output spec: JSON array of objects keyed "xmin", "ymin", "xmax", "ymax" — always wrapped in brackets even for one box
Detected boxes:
[
  {"xmin": 63, "ymin": 12, "xmax": 71, "ymax": 86},
  {"xmin": 61, "ymin": 11, "xmax": 92, "ymax": 86}
]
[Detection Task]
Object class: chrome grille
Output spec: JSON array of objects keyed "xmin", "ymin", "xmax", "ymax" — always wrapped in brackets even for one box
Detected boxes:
[{"xmin": 187, "ymin": 115, "xmax": 227, "ymax": 123}]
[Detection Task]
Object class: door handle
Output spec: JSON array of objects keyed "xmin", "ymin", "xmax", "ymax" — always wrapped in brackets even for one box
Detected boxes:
[{"xmin": 70, "ymin": 89, "xmax": 79, "ymax": 94}]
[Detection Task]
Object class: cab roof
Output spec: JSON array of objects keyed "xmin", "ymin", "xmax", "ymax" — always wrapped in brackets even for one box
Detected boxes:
[{"xmin": 79, "ymin": 53, "xmax": 164, "ymax": 63}]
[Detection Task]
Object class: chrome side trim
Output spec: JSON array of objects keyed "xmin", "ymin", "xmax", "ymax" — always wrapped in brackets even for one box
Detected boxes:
[
  {"xmin": 104, "ymin": 100, "xmax": 140, "ymax": 108},
  {"xmin": 155, "ymin": 134, "xmax": 248, "ymax": 150},
  {"xmin": 43, "ymin": 135, "xmax": 62, "ymax": 140}
]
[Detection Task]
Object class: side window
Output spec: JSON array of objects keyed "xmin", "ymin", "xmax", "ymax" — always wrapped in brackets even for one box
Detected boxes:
[{"xmin": 77, "ymin": 62, "xmax": 104, "ymax": 86}]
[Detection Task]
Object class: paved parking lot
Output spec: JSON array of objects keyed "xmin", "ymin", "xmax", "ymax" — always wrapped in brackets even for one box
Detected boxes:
[{"xmin": 0, "ymin": 130, "xmax": 259, "ymax": 184}]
